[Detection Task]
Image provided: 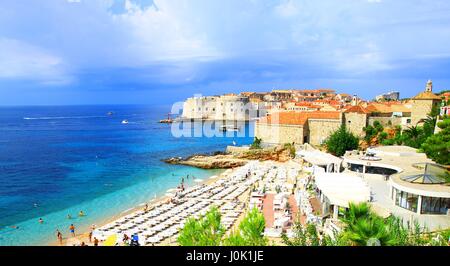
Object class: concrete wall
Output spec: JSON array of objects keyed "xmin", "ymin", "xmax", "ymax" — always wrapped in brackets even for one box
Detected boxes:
[
  {"xmin": 368, "ymin": 116, "xmax": 403, "ymax": 127},
  {"xmin": 411, "ymin": 99, "xmax": 440, "ymax": 125},
  {"xmin": 255, "ymin": 123, "xmax": 305, "ymax": 145},
  {"xmin": 307, "ymin": 119, "xmax": 341, "ymax": 145},
  {"xmin": 343, "ymin": 112, "xmax": 367, "ymax": 137}
]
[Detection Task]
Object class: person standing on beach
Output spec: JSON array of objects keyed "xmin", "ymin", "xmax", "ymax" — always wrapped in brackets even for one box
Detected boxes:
[
  {"xmin": 88, "ymin": 231, "xmax": 93, "ymax": 243},
  {"xmin": 93, "ymin": 237, "xmax": 99, "ymax": 246},
  {"xmin": 56, "ymin": 230, "xmax": 63, "ymax": 245},
  {"xmin": 69, "ymin": 224, "xmax": 75, "ymax": 237}
]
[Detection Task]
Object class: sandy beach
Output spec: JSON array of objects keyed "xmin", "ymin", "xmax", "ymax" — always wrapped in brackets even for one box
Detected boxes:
[{"xmin": 54, "ymin": 168, "xmax": 228, "ymax": 246}]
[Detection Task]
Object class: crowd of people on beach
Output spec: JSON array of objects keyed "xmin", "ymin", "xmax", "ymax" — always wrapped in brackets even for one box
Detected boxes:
[{"xmin": 5, "ymin": 174, "xmax": 197, "ymax": 246}]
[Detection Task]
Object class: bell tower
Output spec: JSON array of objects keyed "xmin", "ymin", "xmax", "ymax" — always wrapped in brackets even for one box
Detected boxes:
[{"xmin": 425, "ymin": 80, "xmax": 433, "ymax": 92}]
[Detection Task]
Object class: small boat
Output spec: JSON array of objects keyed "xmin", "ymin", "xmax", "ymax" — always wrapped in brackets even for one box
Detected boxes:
[
  {"xmin": 159, "ymin": 113, "xmax": 174, "ymax": 124},
  {"xmin": 219, "ymin": 125, "xmax": 240, "ymax": 132},
  {"xmin": 121, "ymin": 119, "xmax": 129, "ymax": 124},
  {"xmin": 107, "ymin": 111, "xmax": 114, "ymax": 116}
]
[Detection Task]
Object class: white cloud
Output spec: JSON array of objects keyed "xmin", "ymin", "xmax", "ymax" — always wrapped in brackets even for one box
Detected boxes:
[
  {"xmin": 274, "ymin": 0, "xmax": 299, "ymax": 18},
  {"xmin": 111, "ymin": 0, "xmax": 221, "ymax": 62},
  {"xmin": 1, "ymin": 0, "xmax": 450, "ymax": 85},
  {"xmin": 0, "ymin": 38, "xmax": 73, "ymax": 85}
]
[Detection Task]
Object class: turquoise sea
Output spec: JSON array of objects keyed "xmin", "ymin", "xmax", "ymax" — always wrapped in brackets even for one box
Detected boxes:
[{"xmin": 0, "ymin": 105, "xmax": 254, "ymax": 245}]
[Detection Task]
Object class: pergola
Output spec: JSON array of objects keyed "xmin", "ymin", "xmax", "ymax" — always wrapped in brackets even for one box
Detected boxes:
[
  {"xmin": 315, "ymin": 173, "xmax": 371, "ymax": 218},
  {"xmin": 296, "ymin": 149, "xmax": 343, "ymax": 173}
]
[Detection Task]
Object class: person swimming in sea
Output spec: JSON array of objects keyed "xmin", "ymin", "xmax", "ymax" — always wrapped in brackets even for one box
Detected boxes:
[
  {"xmin": 69, "ymin": 224, "xmax": 75, "ymax": 237},
  {"xmin": 56, "ymin": 229, "xmax": 63, "ymax": 245},
  {"xmin": 67, "ymin": 214, "xmax": 72, "ymax": 219},
  {"xmin": 78, "ymin": 211, "xmax": 85, "ymax": 217},
  {"xmin": 38, "ymin": 218, "xmax": 44, "ymax": 224}
]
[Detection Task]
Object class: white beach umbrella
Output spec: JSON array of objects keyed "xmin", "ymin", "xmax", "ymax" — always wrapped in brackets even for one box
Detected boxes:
[{"xmin": 194, "ymin": 178, "xmax": 203, "ymax": 183}]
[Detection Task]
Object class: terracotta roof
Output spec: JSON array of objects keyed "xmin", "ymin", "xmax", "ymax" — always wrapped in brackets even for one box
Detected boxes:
[
  {"xmin": 295, "ymin": 102, "xmax": 314, "ymax": 107},
  {"xmin": 343, "ymin": 105, "xmax": 369, "ymax": 114},
  {"xmin": 365, "ymin": 102, "xmax": 412, "ymax": 113},
  {"xmin": 258, "ymin": 111, "xmax": 341, "ymax": 125},
  {"xmin": 413, "ymin": 91, "xmax": 441, "ymax": 100}
]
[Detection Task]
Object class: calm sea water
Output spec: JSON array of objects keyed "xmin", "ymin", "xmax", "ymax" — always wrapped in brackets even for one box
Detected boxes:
[{"xmin": 0, "ymin": 105, "xmax": 253, "ymax": 245}]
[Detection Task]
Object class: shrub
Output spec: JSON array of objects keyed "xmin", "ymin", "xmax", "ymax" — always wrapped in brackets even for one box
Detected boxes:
[{"xmin": 325, "ymin": 125, "xmax": 359, "ymax": 156}]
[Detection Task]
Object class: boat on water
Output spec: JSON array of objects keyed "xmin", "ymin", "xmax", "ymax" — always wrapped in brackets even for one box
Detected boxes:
[
  {"xmin": 121, "ymin": 119, "xmax": 129, "ymax": 124},
  {"xmin": 219, "ymin": 125, "xmax": 240, "ymax": 132},
  {"xmin": 159, "ymin": 113, "xmax": 174, "ymax": 124}
]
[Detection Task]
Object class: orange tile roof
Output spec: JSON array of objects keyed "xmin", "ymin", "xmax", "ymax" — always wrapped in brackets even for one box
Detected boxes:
[
  {"xmin": 295, "ymin": 102, "xmax": 314, "ymax": 107},
  {"xmin": 258, "ymin": 111, "xmax": 341, "ymax": 125},
  {"xmin": 413, "ymin": 91, "xmax": 441, "ymax": 100},
  {"xmin": 366, "ymin": 103, "xmax": 412, "ymax": 113},
  {"xmin": 343, "ymin": 105, "xmax": 369, "ymax": 114}
]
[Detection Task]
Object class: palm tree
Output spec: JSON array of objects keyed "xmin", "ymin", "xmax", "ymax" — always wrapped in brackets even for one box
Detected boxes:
[
  {"xmin": 421, "ymin": 115, "xmax": 437, "ymax": 136},
  {"xmin": 403, "ymin": 125, "xmax": 421, "ymax": 140},
  {"xmin": 341, "ymin": 202, "xmax": 372, "ymax": 226},
  {"xmin": 341, "ymin": 216, "xmax": 397, "ymax": 246}
]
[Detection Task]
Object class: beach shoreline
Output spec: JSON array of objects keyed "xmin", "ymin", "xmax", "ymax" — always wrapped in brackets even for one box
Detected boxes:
[{"xmin": 52, "ymin": 168, "xmax": 228, "ymax": 246}]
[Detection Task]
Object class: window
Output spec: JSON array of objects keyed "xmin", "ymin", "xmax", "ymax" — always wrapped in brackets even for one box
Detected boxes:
[
  {"xmin": 394, "ymin": 189, "xmax": 418, "ymax": 213},
  {"xmin": 421, "ymin": 196, "xmax": 450, "ymax": 214}
]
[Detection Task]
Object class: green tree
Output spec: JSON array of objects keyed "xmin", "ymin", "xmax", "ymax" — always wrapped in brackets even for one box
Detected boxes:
[
  {"xmin": 282, "ymin": 222, "xmax": 322, "ymax": 246},
  {"xmin": 363, "ymin": 121, "xmax": 384, "ymax": 143},
  {"xmin": 250, "ymin": 137, "xmax": 262, "ymax": 149},
  {"xmin": 402, "ymin": 125, "xmax": 424, "ymax": 148},
  {"xmin": 420, "ymin": 117, "xmax": 450, "ymax": 165},
  {"xmin": 177, "ymin": 206, "xmax": 225, "ymax": 246},
  {"xmin": 223, "ymin": 208, "xmax": 268, "ymax": 246},
  {"xmin": 341, "ymin": 216, "xmax": 397, "ymax": 246},
  {"xmin": 325, "ymin": 125, "xmax": 359, "ymax": 156},
  {"xmin": 341, "ymin": 202, "xmax": 372, "ymax": 225}
]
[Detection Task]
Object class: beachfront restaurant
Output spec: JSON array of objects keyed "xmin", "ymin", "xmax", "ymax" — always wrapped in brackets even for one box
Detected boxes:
[
  {"xmin": 389, "ymin": 164, "xmax": 450, "ymax": 215},
  {"xmin": 343, "ymin": 151, "xmax": 401, "ymax": 176},
  {"xmin": 296, "ymin": 148, "xmax": 343, "ymax": 173},
  {"xmin": 314, "ymin": 173, "xmax": 371, "ymax": 219}
]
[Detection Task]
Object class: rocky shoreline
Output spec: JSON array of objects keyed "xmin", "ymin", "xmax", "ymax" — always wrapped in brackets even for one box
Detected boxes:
[{"xmin": 163, "ymin": 145, "xmax": 294, "ymax": 169}]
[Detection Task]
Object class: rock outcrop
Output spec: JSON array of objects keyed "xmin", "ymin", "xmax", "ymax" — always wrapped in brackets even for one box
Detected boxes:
[
  {"xmin": 163, "ymin": 154, "xmax": 248, "ymax": 169},
  {"xmin": 163, "ymin": 145, "xmax": 295, "ymax": 169}
]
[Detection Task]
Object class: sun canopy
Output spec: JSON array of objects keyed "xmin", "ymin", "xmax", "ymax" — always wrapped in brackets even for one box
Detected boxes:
[
  {"xmin": 297, "ymin": 149, "xmax": 343, "ymax": 166},
  {"xmin": 315, "ymin": 173, "xmax": 371, "ymax": 208}
]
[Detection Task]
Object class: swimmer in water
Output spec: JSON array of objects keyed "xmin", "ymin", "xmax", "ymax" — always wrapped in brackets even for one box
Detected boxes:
[
  {"xmin": 39, "ymin": 218, "xmax": 43, "ymax": 224},
  {"xmin": 78, "ymin": 211, "xmax": 85, "ymax": 217},
  {"xmin": 69, "ymin": 224, "xmax": 75, "ymax": 237},
  {"xmin": 67, "ymin": 214, "xmax": 72, "ymax": 219},
  {"xmin": 34, "ymin": 203, "xmax": 38, "ymax": 208}
]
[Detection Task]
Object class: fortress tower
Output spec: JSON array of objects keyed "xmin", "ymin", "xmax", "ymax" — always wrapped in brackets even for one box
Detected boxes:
[{"xmin": 410, "ymin": 80, "xmax": 441, "ymax": 125}]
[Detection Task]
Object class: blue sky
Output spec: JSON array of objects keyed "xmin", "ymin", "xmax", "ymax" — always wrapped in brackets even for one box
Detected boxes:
[{"xmin": 1, "ymin": 0, "xmax": 450, "ymax": 105}]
